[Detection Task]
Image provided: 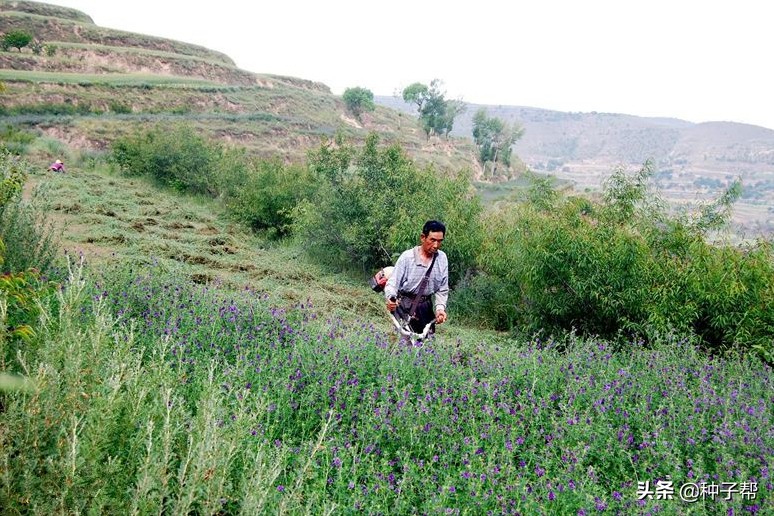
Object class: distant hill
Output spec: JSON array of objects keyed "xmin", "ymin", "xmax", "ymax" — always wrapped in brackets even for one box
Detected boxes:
[
  {"xmin": 377, "ymin": 96, "xmax": 774, "ymax": 234},
  {"xmin": 0, "ymin": 1, "xmax": 479, "ymax": 172}
]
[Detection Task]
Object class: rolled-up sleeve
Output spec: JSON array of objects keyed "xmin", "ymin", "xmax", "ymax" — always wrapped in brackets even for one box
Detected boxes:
[{"xmin": 384, "ymin": 254, "xmax": 406, "ymax": 301}]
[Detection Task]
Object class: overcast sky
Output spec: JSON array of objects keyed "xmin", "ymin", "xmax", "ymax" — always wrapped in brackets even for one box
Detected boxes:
[{"xmin": 43, "ymin": 0, "xmax": 774, "ymax": 130}]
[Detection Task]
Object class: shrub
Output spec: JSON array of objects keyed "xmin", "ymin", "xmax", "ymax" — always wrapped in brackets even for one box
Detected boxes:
[
  {"xmin": 342, "ymin": 87, "xmax": 375, "ymax": 120},
  {"xmin": 0, "ymin": 124, "xmax": 36, "ymax": 155},
  {"xmin": 108, "ymin": 100, "xmax": 132, "ymax": 114},
  {"xmin": 294, "ymin": 133, "xmax": 482, "ymax": 284},
  {"xmin": 7, "ymin": 102, "xmax": 93, "ymax": 116},
  {"xmin": 2, "ymin": 30, "xmax": 33, "ymax": 52},
  {"xmin": 44, "ymin": 43, "xmax": 56, "ymax": 56},
  {"xmin": 0, "ymin": 149, "xmax": 27, "ymax": 208},
  {"xmin": 0, "ymin": 151, "xmax": 55, "ymax": 347},
  {"xmin": 464, "ymin": 163, "xmax": 774, "ymax": 357},
  {"xmin": 111, "ymin": 125, "xmax": 222, "ymax": 195},
  {"xmin": 227, "ymin": 159, "xmax": 317, "ymax": 238},
  {"xmin": 0, "ymin": 185, "xmax": 59, "ymax": 274}
]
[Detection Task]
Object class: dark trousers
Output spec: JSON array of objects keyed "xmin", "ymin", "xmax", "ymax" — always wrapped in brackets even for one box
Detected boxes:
[{"xmin": 396, "ymin": 295, "xmax": 434, "ymax": 334}]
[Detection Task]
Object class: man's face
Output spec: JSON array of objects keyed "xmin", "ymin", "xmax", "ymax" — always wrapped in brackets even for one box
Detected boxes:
[{"xmin": 420, "ymin": 231, "xmax": 444, "ymax": 255}]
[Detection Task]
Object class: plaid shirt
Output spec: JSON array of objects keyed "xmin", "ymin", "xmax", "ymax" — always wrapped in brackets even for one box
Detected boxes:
[{"xmin": 384, "ymin": 247, "xmax": 449, "ymax": 311}]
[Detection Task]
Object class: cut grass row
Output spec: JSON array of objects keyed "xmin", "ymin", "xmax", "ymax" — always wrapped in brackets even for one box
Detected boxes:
[{"xmin": 26, "ymin": 160, "xmax": 503, "ymax": 345}]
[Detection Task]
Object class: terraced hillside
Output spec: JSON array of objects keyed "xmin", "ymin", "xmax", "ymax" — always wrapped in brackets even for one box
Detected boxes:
[
  {"xmin": 377, "ymin": 98, "xmax": 774, "ymax": 235},
  {"xmin": 0, "ymin": 1, "xmax": 480, "ymax": 172}
]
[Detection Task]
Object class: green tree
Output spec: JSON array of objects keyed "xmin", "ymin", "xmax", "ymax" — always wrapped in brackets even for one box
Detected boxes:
[
  {"xmin": 402, "ymin": 80, "xmax": 463, "ymax": 138},
  {"xmin": 2, "ymin": 31, "xmax": 33, "ymax": 52},
  {"xmin": 401, "ymin": 82, "xmax": 429, "ymax": 114},
  {"xmin": 294, "ymin": 133, "xmax": 482, "ymax": 284},
  {"xmin": 440, "ymin": 99, "xmax": 466, "ymax": 138},
  {"xmin": 472, "ymin": 108, "xmax": 524, "ymax": 176},
  {"xmin": 342, "ymin": 87, "xmax": 375, "ymax": 120}
]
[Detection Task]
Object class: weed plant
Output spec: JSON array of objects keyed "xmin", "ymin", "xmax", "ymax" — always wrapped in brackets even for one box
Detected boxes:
[
  {"xmin": 0, "ymin": 124, "xmax": 36, "ymax": 155},
  {"xmin": 0, "ymin": 184, "xmax": 59, "ymax": 274},
  {"xmin": 1, "ymin": 260, "xmax": 771, "ymax": 514}
]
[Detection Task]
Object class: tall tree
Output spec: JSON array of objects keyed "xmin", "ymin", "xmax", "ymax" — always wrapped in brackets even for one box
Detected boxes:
[
  {"xmin": 342, "ymin": 87, "xmax": 375, "ymax": 120},
  {"xmin": 402, "ymin": 83, "xmax": 430, "ymax": 114},
  {"xmin": 472, "ymin": 108, "xmax": 524, "ymax": 176},
  {"xmin": 402, "ymin": 80, "xmax": 463, "ymax": 138}
]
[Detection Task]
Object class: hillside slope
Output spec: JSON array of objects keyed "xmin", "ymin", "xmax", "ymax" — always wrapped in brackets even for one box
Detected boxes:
[
  {"xmin": 0, "ymin": 1, "xmax": 479, "ymax": 172},
  {"xmin": 378, "ymin": 96, "xmax": 774, "ymax": 234}
]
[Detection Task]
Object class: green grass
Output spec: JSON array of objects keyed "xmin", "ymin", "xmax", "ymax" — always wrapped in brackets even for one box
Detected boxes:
[
  {"xmin": 23, "ymin": 153, "xmax": 505, "ymax": 347},
  {"xmin": 25, "ymin": 163, "xmax": 389, "ymax": 325},
  {"xmin": 0, "ymin": 69, "xmax": 229, "ymax": 88},
  {"xmin": 2, "ymin": 139, "xmax": 771, "ymax": 514},
  {"xmin": 1, "ymin": 254, "xmax": 771, "ymax": 515}
]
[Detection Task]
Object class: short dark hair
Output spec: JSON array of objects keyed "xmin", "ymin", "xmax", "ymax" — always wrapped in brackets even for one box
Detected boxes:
[{"xmin": 422, "ymin": 220, "xmax": 445, "ymax": 236}]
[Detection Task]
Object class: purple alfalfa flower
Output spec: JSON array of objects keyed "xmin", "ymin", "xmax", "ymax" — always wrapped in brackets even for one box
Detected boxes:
[
  {"xmin": 548, "ymin": 490, "xmax": 556, "ymax": 501},
  {"xmin": 535, "ymin": 465, "xmax": 545, "ymax": 477},
  {"xmin": 612, "ymin": 491, "xmax": 622, "ymax": 501},
  {"xmin": 277, "ymin": 485, "xmax": 285, "ymax": 492}
]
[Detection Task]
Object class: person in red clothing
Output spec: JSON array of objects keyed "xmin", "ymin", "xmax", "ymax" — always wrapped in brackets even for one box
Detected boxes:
[{"xmin": 48, "ymin": 159, "xmax": 66, "ymax": 173}]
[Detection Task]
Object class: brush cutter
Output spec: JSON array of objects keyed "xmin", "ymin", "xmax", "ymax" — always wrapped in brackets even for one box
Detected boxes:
[{"xmin": 388, "ymin": 296, "xmax": 436, "ymax": 345}]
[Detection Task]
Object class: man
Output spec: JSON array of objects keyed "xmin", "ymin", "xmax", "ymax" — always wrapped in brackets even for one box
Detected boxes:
[{"xmin": 385, "ymin": 220, "xmax": 449, "ymax": 334}]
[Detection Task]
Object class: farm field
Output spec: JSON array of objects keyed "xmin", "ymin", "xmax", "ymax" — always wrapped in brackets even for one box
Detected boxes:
[
  {"xmin": 2, "ymin": 2, "xmax": 773, "ymax": 513},
  {"xmin": 2, "ymin": 159, "xmax": 772, "ymax": 515}
]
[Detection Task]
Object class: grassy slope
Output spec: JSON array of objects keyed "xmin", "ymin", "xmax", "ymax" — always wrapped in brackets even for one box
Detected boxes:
[
  {"xmin": 0, "ymin": 4, "xmax": 483, "ymax": 174},
  {"xmin": 0, "ymin": 8, "xmax": 234, "ymax": 64},
  {"xmin": 26, "ymin": 161, "xmax": 502, "ymax": 345},
  {"xmin": 0, "ymin": 0, "xmax": 93, "ymax": 23},
  {"xmin": 0, "ymin": 69, "xmax": 227, "ymax": 86},
  {"xmin": 0, "ymin": 45, "xmax": 257, "ymax": 85}
]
